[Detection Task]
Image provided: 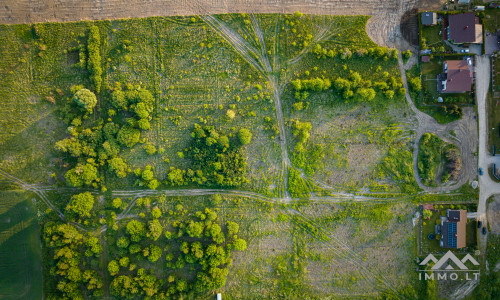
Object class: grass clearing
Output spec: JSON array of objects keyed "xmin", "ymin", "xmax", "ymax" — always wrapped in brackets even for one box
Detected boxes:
[{"xmin": 0, "ymin": 190, "xmax": 42, "ymax": 299}]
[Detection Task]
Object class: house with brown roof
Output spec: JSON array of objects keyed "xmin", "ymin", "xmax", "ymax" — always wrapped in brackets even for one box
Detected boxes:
[
  {"xmin": 448, "ymin": 13, "xmax": 483, "ymax": 44},
  {"xmin": 439, "ymin": 209, "xmax": 467, "ymax": 249},
  {"xmin": 437, "ymin": 60, "xmax": 473, "ymax": 93}
]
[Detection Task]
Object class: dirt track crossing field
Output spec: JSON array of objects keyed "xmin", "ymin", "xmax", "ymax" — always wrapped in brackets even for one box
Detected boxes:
[{"xmin": 1, "ymin": 0, "xmax": 443, "ymax": 48}]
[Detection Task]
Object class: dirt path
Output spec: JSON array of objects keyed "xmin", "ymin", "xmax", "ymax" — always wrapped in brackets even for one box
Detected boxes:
[{"xmin": 398, "ymin": 53, "xmax": 477, "ymax": 193}]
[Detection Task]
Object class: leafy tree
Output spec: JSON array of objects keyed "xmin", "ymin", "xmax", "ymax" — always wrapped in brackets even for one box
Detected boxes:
[
  {"xmin": 147, "ymin": 219, "xmax": 163, "ymax": 241},
  {"xmin": 226, "ymin": 221, "xmax": 239, "ymax": 235},
  {"xmin": 144, "ymin": 143, "xmax": 156, "ymax": 155},
  {"xmin": 238, "ymin": 128, "xmax": 252, "ymax": 145},
  {"xmin": 148, "ymin": 245, "xmax": 162, "ymax": 262},
  {"xmin": 112, "ymin": 198, "xmax": 122, "ymax": 209},
  {"xmin": 108, "ymin": 260, "xmax": 120, "ymax": 276},
  {"xmin": 138, "ymin": 118, "xmax": 150, "ymax": 130},
  {"xmin": 134, "ymin": 102, "xmax": 150, "ymax": 119},
  {"xmin": 423, "ymin": 209, "xmax": 432, "ymax": 219},
  {"xmin": 151, "ymin": 207, "xmax": 161, "ymax": 219},
  {"xmin": 85, "ymin": 235, "xmax": 102, "ymax": 256},
  {"xmin": 66, "ymin": 192, "xmax": 95, "ymax": 218},
  {"xmin": 186, "ymin": 221, "xmax": 204, "ymax": 238},
  {"xmin": 233, "ymin": 238, "xmax": 247, "ymax": 251},
  {"xmin": 110, "ymin": 89, "xmax": 127, "ymax": 110},
  {"xmin": 147, "ymin": 179, "xmax": 160, "ymax": 190},
  {"xmin": 65, "ymin": 163, "xmax": 98, "ymax": 187},
  {"xmin": 116, "ymin": 236, "xmax": 130, "ymax": 248},
  {"xmin": 409, "ymin": 77, "xmax": 422, "ymax": 91},
  {"xmin": 117, "ymin": 125, "xmax": 140, "ymax": 148},
  {"xmin": 88, "ymin": 25, "xmax": 102, "ymax": 93},
  {"xmin": 356, "ymin": 88, "xmax": 376, "ymax": 101},
  {"xmin": 142, "ymin": 165, "xmax": 154, "ymax": 181},
  {"xmin": 119, "ymin": 257, "xmax": 130, "ymax": 267},
  {"xmin": 108, "ymin": 157, "xmax": 128, "ymax": 178},
  {"xmin": 73, "ymin": 88, "xmax": 97, "ymax": 113},
  {"xmin": 166, "ymin": 167, "xmax": 186, "ymax": 186},
  {"xmin": 126, "ymin": 220, "xmax": 146, "ymax": 242},
  {"xmin": 226, "ymin": 109, "xmax": 236, "ymax": 120}
]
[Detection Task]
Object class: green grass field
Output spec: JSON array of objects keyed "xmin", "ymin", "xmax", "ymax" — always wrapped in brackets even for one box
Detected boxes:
[
  {"xmin": 0, "ymin": 12, "xmax": 482, "ymax": 299},
  {"xmin": 0, "ymin": 190, "xmax": 42, "ymax": 300}
]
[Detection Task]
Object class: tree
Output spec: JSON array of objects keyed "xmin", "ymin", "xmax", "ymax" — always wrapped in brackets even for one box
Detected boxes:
[
  {"xmin": 88, "ymin": 25, "xmax": 102, "ymax": 93},
  {"xmin": 119, "ymin": 256, "xmax": 130, "ymax": 267},
  {"xmin": 423, "ymin": 209, "xmax": 432, "ymax": 220},
  {"xmin": 138, "ymin": 118, "xmax": 150, "ymax": 130},
  {"xmin": 112, "ymin": 198, "xmax": 122, "ymax": 209},
  {"xmin": 144, "ymin": 143, "xmax": 156, "ymax": 155},
  {"xmin": 134, "ymin": 102, "xmax": 150, "ymax": 119},
  {"xmin": 108, "ymin": 157, "xmax": 128, "ymax": 178},
  {"xmin": 66, "ymin": 192, "xmax": 95, "ymax": 218},
  {"xmin": 356, "ymin": 88, "xmax": 376, "ymax": 101},
  {"xmin": 126, "ymin": 220, "xmax": 146, "ymax": 242},
  {"xmin": 73, "ymin": 88, "xmax": 97, "ymax": 113},
  {"xmin": 226, "ymin": 109, "xmax": 236, "ymax": 120},
  {"xmin": 226, "ymin": 221, "xmax": 239, "ymax": 235},
  {"xmin": 402, "ymin": 49, "xmax": 413, "ymax": 60},
  {"xmin": 233, "ymin": 238, "xmax": 247, "ymax": 251},
  {"xmin": 116, "ymin": 236, "xmax": 130, "ymax": 248},
  {"xmin": 151, "ymin": 207, "xmax": 161, "ymax": 219},
  {"xmin": 410, "ymin": 77, "xmax": 422, "ymax": 91},
  {"xmin": 148, "ymin": 245, "xmax": 162, "ymax": 262},
  {"xmin": 108, "ymin": 260, "xmax": 120, "ymax": 276},
  {"xmin": 166, "ymin": 167, "xmax": 186, "ymax": 186},
  {"xmin": 148, "ymin": 219, "xmax": 163, "ymax": 241},
  {"xmin": 238, "ymin": 128, "xmax": 252, "ymax": 145},
  {"xmin": 65, "ymin": 163, "xmax": 98, "ymax": 187},
  {"xmin": 186, "ymin": 221, "xmax": 204, "ymax": 238},
  {"xmin": 110, "ymin": 89, "xmax": 127, "ymax": 109},
  {"xmin": 117, "ymin": 125, "xmax": 140, "ymax": 148}
]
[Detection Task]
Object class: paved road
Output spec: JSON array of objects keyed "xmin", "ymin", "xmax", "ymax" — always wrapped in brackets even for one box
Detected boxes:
[{"xmin": 476, "ymin": 55, "xmax": 495, "ymax": 254}]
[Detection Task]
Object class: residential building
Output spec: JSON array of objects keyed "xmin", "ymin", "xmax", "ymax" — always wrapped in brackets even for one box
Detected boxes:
[
  {"xmin": 448, "ymin": 13, "xmax": 483, "ymax": 44},
  {"xmin": 422, "ymin": 12, "xmax": 437, "ymax": 26},
  {"xmin": 437, "ymin": 60, "xmax": 473, "ymax": 93},
  {"xmin": 438, "ymin": 209, "xmax": 467, "ymax": 249}
]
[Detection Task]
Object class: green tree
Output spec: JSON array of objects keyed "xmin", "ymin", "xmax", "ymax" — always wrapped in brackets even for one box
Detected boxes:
[
  {"xmin": 148, "ymin": 245, "xmax": 163, "ymax": 262},
  {"xmin": 238, "ymin": 128, "xmax": 252, "ymax": 145},
  {"xmin": 356, "ymin": 88, "xmax": 376, "ymax": 101},
  {"xmin": 65, "ymin": 163, "xmax": 98, "ymax": 187},
  {"xmin": 126, "ymin": 220, "xmax": 146, "ymax": 242},
  {"xmin": 108, "ymin": 157, "xmax": 128, "ymax": 178},
  {"xmin": 66, "ymin": 192, "xmax": 95, "ymax": 218},
  {"xmin": 151, "ymin": 207, "xmax": 161, "ymax": 219},
  {"xmin": 119, "ymin": 257, "xmax": 130, "ymax": 267},
  {"xmin": 148, "ymin": 219, "xmax": 163, "ymax": 241},
  {"xmin": 112, "ymin": 198, "xmax": 122, "ymax": 209},
  {"xmin": 233, "ymin": 238, "xmax": 247, "ymax": 251},
  {"xmin": 88, "ymin": 25, "xmax": 102, "ymax": 93},
  {"xmin": 116, "ymin": 236, "xmax": 130, "ymax": 248},
  {"xmin": 117, "ymin": 125, "xmax": 140, "ymax": 148},
  {"xmin": 110, "ymin": 89, "xmax": 127, "ymax": 110},
  {"xmin": 108, "ymin": 260, "xmax": 120, "ymax": 276},
  {"xmin": 144, "ymin": 143, "xmax": 156, "ymax": 155},
  {"xmin": 423, "ymin": 209, "xmax": 432, "ymax": 219},
  {"xmin": 73, "ymin": 88, "xmax": 97, "ymax": 113}
]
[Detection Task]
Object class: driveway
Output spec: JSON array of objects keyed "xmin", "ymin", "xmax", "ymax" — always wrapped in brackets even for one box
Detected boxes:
[{"xmin": 485, "ymin": 33, "xmax": 500, "ymax": 55}]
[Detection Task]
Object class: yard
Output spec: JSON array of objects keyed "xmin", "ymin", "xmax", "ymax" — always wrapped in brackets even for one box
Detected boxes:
[
  {"xmin": 420, "ymin": 204, "xmax": 477, "ymax": 255},
  {"xmin": 488, "ymin": 55, "xmax": 500, "ymax": 153}
]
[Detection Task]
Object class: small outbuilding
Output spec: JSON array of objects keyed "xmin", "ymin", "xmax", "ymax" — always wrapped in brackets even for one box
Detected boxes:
[
  {"xmin": 421, "ymin": 55, "xmax": 430, "ymax": 63},
  {"xmin": 422, "ymin": 12, "xmax": 437, "ymax": 26}
]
